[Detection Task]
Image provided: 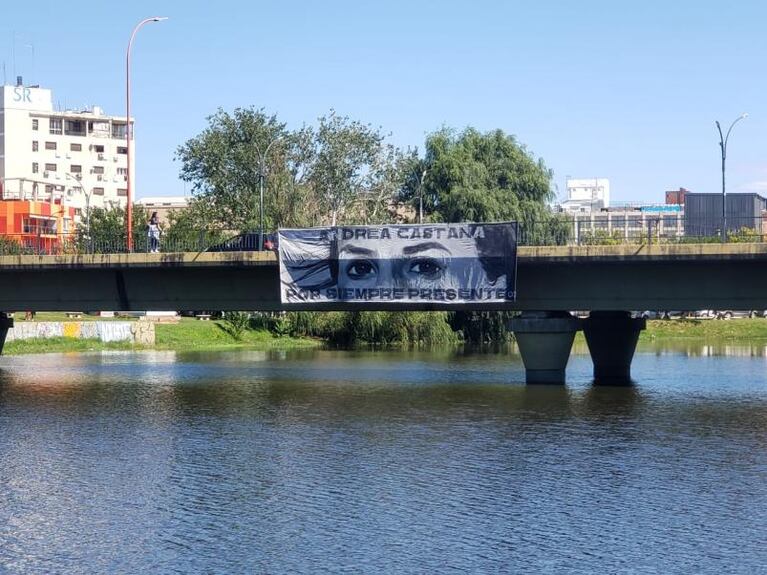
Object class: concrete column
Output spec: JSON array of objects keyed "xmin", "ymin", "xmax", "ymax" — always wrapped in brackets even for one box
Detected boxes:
[
  {"xmin": 582, "ymin": 311, "xmax": 646, "ymax": 385},
  {"xmin": 0, "ymin": 312, "xmax": 13, "ymax": 355},
  {"xmin": 509, "ymin": 312, "xmax": 582, "ymax": 384}
]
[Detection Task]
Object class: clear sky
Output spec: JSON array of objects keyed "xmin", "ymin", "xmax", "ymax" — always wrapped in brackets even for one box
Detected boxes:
[{"xmin": 2, "ymin": 0, "xmax": 764, "ymax": 204}]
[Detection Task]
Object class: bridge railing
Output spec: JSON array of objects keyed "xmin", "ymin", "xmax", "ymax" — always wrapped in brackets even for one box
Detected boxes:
[
  {"xmin": 0, "ymin": 217, "xmax": 765, "ymax": 255},
  {"xmin": 518, "ymin": 215, "xmax": 767, "ymax": 246}
]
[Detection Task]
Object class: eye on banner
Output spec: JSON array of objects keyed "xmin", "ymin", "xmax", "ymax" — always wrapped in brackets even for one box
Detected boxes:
[{"xmin": 278, "ymin": 222, "xmax": 517, "ymax": 304}]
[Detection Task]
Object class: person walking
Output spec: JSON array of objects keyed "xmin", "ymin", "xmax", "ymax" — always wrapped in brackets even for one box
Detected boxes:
[{"xmin": 147, "ymin": 212, "xmax": 162, "ymax": 253}]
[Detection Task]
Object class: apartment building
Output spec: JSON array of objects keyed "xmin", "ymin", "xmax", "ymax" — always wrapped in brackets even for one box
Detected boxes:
[{"xmin": 0, "ymin": 81, "xmax": 134, "ymax": 215}]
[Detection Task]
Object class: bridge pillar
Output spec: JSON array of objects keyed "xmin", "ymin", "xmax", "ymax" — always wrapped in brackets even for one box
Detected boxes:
[
  {"xmin": 583, "ymin": 311, "xmax": 646, "ymax": 385},
  {"xmin": 509, "ymin": 312, "xmax": 582, "ymax": 384},
  {"xmin": 0, "ymin": 312, "xmax": 12, "ymax": 355}
]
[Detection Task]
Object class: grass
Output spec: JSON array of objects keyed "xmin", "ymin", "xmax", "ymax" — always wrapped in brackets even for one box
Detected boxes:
[
  {"xmin": 640, "ymin": 318, "xmax": 767, "ymax": 340},
  {"xmin": 4, "ymin": 337, "xmax": 140, "ymax": 355},
  {"xmin": 154, "ymin": 318, "xmax": 319, "ymax": 351},
  {"xmin": 2, "ymin": 317, "xmax": 320, "ymax": 356}
]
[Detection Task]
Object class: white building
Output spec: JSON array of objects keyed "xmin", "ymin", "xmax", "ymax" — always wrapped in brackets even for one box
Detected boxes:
[
  {"xmin": 560, "ymin": 177, "xmax": 610, "ymax": 213},
  {"xmin": 0, "ymin": 81, "xmax": 134, "ymax": 215}
]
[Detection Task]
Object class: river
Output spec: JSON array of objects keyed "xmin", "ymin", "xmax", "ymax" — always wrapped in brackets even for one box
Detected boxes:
[{"xmin": 0, "ymin": 343, "xmax": 765, "ymax": 573}]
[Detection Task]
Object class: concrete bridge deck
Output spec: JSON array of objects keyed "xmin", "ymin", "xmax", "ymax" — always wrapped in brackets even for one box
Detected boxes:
[{"xmin": 0, "ymin": 243, "xmax": 765, "ymax": 312}]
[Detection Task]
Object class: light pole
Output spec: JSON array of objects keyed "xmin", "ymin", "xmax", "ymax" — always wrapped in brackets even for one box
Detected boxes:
[
  {"xmin": 255, "ymin": 137, "xmax": 280, "ymax": 251},
  {"xmin": 418, "ymin": 169, "xmax": 426, "ymax": 224},
  {"xmin": 126, "ymin": 16, "xmax": 167, "ymax": 252},
  {"xmin": 716, "ymin": 113, "xmax": 748, "ymax": 243}
]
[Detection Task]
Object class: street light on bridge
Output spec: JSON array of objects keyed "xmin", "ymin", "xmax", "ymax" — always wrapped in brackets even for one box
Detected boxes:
[
  {"xmin": 716, "ymin": 113, "xmax": 748, "ymax": 243},
  {"xmin": 126, "ymin": 16, "xmax": 168, "ymax": 252},
  {"xmin": 255, "ymin": 137, "xmax": 281, "ymax": 251}
]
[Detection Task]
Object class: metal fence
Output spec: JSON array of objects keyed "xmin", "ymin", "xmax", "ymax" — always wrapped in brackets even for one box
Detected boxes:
[
  {"xmin": 0, "ymin": 217, "xmax": 765, "ymax": 256},
  {"xmin": 518, "ymin": 216, "xmax": 767, "ymax": 246}
]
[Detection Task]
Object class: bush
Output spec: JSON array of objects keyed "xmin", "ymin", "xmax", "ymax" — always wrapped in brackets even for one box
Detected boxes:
[{"xmin": 221, "ymin": 311, "xmax": 251, "ymax": 340}]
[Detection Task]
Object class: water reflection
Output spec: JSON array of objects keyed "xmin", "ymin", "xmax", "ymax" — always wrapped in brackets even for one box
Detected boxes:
[{"xmin": 0, "ymin": 348, "xmax": 765, "ymax": 572}]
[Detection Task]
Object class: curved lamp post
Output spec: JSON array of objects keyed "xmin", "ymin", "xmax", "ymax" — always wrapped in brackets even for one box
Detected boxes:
[
  {"xmin": 126, "ymin": 16, "xmax": 167, "ymax": 251},
  {"xmin": 716, "ymin": 113, "xmax": 748, "ymax": 243},
  {"xmin": 255, "ymin": 137, "xmax": 280, "ymax": 251},
  {"xmin": 418, "ymin": 169, "xmax": 427, "ymax": 224}
]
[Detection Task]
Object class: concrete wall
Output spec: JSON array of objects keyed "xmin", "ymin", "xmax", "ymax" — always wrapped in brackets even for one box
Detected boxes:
[{"xmin": 6, "ymin": 321, "xmax": 155, "ymax": 345}]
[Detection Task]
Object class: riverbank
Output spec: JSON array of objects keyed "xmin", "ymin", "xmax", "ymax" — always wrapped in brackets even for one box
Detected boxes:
[
  {"xmin": 4, "ymin": 316, "xmax": 767, "ymax": 356},
  {"xmin": 3, "ymin": 317, "xmax": 320, "ymax": 355},
  {"xmin": 639, "ymin": 318, "xmax": 767, "ymax": 341}
]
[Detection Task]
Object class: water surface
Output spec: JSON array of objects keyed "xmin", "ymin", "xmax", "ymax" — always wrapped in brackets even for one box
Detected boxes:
[{"xmin": 0, "ymin": 345, "xmax": 765, "ymax": 573}]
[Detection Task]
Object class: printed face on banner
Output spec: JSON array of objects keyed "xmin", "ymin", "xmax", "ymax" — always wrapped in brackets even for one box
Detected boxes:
[{"xmin": 278, "ymin": 223, "xmax": 517, "ymax": 304}]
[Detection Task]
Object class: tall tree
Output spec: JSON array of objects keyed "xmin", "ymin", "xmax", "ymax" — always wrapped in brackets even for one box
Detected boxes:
[
  {"xmin": 175, "ymin": 108, "xmax": 404, "ymax": 231},
  {"xmin": 310, "ymin": 112, "xmax": 397, "ymax": 226},
  {"xmin": 411, "ymin": 127, "xmax": 555, "ymax": 224},
  {"xmin": 176, "ymin": 107, "xmax": 295, "ymax": 231}
]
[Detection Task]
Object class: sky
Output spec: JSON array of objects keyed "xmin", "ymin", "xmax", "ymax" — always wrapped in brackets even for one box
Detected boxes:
[{"xmin": 1, "ymin": 0, "xmax": 765, "ymax": 204}]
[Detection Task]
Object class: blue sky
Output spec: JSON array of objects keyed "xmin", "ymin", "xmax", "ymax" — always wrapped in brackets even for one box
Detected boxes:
[{"xmin": 2, "ymin": 0, "xmax": 765, "ymax": 204}]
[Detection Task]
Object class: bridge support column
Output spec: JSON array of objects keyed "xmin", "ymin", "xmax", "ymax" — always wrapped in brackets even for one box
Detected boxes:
[
  {"xmin": 509, "ymin": 312, "xmax": 582, "ymax": 384},
  {"xmin": 583, "ymin": 311, "xmax": 646, "ymax": 385},
  {"xmin": 0, "ymin": 312, "xmax": 12, "ymax": 355}
]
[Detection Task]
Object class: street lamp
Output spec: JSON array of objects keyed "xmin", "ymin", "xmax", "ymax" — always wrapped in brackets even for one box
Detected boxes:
[
  {"xmin": 418, "ymin": 169, "xmax": 427, "ymax": 224},
  {"xmin": 716, "ymin": 113, "xmax": 748, "ymax": 243},
  {"xmin": 255, "ymin": 137, "xmax": 280, "ymax": 251},
  {"xmin": 126, "ymin": 16, "xmax": 168, "ymax": 252}
]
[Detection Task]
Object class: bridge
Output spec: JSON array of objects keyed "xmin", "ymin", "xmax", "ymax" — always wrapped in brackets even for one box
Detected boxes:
[{"xmin": 2, "ymin": 242, "xmax": 767, "ymax": 385}]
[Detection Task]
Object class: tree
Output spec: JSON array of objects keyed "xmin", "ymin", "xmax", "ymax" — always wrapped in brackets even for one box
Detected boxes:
[
  {"xmin": 398, "ymin": 128, "xmax": 561, "ymax": 344},
  {"xmin": 407, "ymin": 127, "xmax": 554, "ymax": 224},
  {"xmin": 176, "ymin": 108, "xmax": 295, "ymax": 232},
  {"xmin": 79, "ymin": 206, "xmax": 148, "ymax": 253},
  {"xmin": 175, "ymin": 108, "xmax": 404, "ymax": 232},
  {"xmin": 310, "ymin": 112, "xmax": 399, "ymax": 226}
]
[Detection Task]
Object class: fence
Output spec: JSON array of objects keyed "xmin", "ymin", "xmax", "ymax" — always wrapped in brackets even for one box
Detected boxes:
[
  {"xmin": 0, "ymin": 218, "xmax": 765, "ymax": 255},
  {"xmin": 518, "ymin": 216, "xmax": 767, "ymax": 246}
]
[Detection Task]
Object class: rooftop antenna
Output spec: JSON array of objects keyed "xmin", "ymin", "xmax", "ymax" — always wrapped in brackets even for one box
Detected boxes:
[
  {"xmin": 11, "ymin": 31, "xmax": 16, "ymax": 79},
  {"xmin": 24, "ymin": 43, "xmax": 34, "ymax": 86}
]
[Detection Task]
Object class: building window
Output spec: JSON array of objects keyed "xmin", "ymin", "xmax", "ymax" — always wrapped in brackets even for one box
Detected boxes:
[
  {"xmin": 112, "ymin": 124, "xmax": 127, "ymax": 139},
  {"xmin": 45, "ymin": 184, "xmax": 54, "ymax": 194},
  {"xmin": 32, "ymin": 119, "xmax": 38, "ymax": 131},
  {"xmin": 117, "ymin": 188, "xmax": 128, "ymax": 197},
  {"xmin": 70, "ymin": 164, "xmax": 82, "ymax": 174},
  {"xmin": 65, "ymin": 120, "xmax": 86, "ymax": 136},
  {"xmin": 49, "ymin": 118, "xmax": 63, "ymax": 135},
  {"xmin": 70, "ymin": 143, "xmax": 82, "ymax": 152},
  {"xmin": 45, "ymin": 141, "xmax": 57, "ymax": 150},
  {"xmin": 117, "ymin": 167, "xmax": 128, "ymax": 176},
  {"xmin": 32, "ymin": 140, "xmax": 39, "ymax": 152},
  {"xmin": 117, "ymin": 146, "xmax": 128, "ymax": 155},
  {"xmin": 93, "ymin": 144, "xmax": 105, "ymax": 154},
  {"xmin": 92, "ymin": 166, "xmax": 105, "ymax": 175},
  {"xmin": 45, "ymin": 163, "xmax": 57, "ymax": 172},
  {"xmin": 93, "ymin": 187, "xmax": 105, "ymax": 196},
  {"xmin": 32, "ymin": 162, "xmax": 39, "ymax": 174}
]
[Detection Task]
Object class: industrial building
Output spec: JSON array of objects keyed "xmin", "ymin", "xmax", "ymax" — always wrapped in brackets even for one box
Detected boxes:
[{"xmin": 683, "ymin": 193, "xmax": 767, "ymax": 238}]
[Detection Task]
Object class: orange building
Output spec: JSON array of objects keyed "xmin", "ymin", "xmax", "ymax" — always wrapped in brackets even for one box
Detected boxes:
[{"xmin": 0, "ymin": 200, "xmax": 76, "ymax": 254}]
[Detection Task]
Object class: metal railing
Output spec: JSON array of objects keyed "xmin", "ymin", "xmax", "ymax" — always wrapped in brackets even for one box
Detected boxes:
[
  {"xmin": 0, "ymin": 230, "xmax": 266, "ymax": 256},
  {"xmin": 0, "ymin": 217, "xmax": 765, "ymax": 256},
  {"xmin": 518, "ymin": 216, "xmax": 767, "ymax": 246}
]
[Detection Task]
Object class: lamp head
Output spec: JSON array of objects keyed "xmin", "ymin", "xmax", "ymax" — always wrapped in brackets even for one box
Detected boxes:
[{"xmin": 151, "ymin": 16, "xmax": 168, "ymax": 22}]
